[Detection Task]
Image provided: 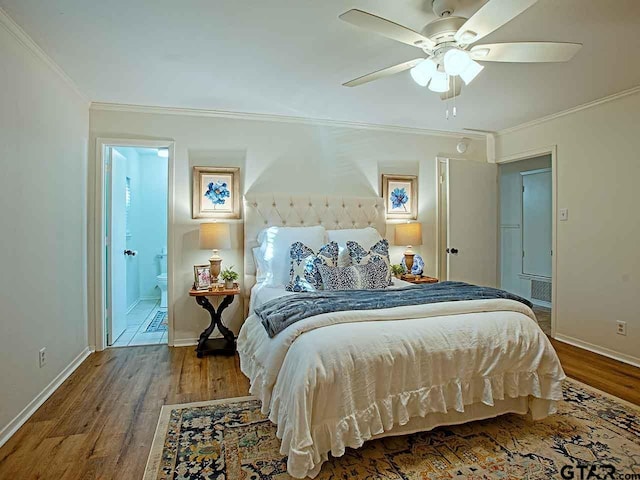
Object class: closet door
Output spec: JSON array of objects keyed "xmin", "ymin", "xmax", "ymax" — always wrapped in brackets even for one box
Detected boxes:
[{"xmin": 446, "ymin": 159, "xmax": 498, "ymax": 287}]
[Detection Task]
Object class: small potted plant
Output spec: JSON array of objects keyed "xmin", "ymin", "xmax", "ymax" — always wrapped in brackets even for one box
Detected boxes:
[
  {"xmin": 391, "ymin": 264, "xmax": 405, "ymax": 279},
  {"xmin": 220, "ymin": 266, "xmax": 239, "ymax": 289}
]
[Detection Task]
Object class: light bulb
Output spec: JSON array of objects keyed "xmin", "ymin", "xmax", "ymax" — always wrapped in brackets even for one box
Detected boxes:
[
  {"xmin": 428, "ymin": 71, "xmax": 449, "ymax": 93},
  {"xmin": 459, "ymin": 59, "xmax": 484, "ymax": 85},
  {"xmin": 410, "ymin": 59, "xmax": 436, "ymax": 87},
  {"xmin": 444, "ymin": 49, "xmax": 472, "ymax": 76}
]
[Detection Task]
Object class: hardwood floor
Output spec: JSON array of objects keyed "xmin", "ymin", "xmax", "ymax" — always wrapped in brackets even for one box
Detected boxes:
[{"xmin": 1, "ymin": 341, "xmax": 638, "ymax": 479}]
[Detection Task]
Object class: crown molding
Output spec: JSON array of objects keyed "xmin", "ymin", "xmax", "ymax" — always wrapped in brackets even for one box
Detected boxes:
[
  {"xmin": 0, "ymin": 7, "xmax": 88, "ymax": 104},
  {"xmin": 498, "ymin": 85, "xmax": 640, "ymax": 137},
  {"xmin": 89, "ymin": 102, "xmax": 484, "ymax": 140}
]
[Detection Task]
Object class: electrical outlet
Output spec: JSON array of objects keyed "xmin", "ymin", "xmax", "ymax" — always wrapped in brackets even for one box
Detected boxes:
[
  {"xmin": 616, "ymin": 321, "xmax": 627, "ymax": 336},
  {"xmin": 39, "ymin": 347, "xmax": 46, "ymax": 368}
]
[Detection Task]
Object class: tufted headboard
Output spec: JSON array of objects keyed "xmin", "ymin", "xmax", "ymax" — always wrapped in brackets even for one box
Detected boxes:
[{"xmin": 243, "ymin": 194, "xmax": 386, "ymax": 295}]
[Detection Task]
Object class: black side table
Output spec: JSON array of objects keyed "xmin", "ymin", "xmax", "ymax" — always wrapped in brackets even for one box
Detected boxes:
[{"xmin": 190, "ymin": 288, "xmax": 240, "ymax": 358}]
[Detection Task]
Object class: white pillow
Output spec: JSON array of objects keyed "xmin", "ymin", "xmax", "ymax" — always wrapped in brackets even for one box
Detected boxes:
[
  {"xmin": 327, "ymin": 227, "xmax": 383, "ymax": 267},
  {"xmin": 257, "ymin": 225, "xmax": 326, "ymax": 286},
  {"xmin": 252, "ymin": 247, "xmax": 268, "ymax": 283}
]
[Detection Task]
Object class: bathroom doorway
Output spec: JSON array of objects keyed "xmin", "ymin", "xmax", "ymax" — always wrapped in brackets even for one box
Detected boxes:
[
  {"xmin": 104, "ymin": 145, "xmax": 169, "ymax": 346},
  {"xmin": 498, "ymin": 154, "xmax": 554, "ymax": 336}
]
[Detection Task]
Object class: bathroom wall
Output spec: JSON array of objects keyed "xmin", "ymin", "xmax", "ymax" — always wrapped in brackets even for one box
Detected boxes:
[
  {"xmin": 116, "ymin": 147, "xmax": 168, "ymax": 308},
  {"xmin": 132, "ymin": 151, "xmax": 168, "ymax": 299}
]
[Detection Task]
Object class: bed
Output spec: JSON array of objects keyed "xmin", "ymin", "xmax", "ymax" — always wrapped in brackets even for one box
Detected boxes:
[{"xmin": 239, "ymin": 194, "xmax": 565, "ymax": 479}]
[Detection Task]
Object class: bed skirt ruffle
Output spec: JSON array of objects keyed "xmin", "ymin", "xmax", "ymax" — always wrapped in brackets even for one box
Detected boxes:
[{"xmin": 240, "ymin": 347, "xmax": 563, "ymax": 478}]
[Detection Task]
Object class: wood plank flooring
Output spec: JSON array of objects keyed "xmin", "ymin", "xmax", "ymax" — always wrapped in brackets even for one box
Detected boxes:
[{"xmin": 1, "ymin": 340, "xmax": 638, "ymax": 479}]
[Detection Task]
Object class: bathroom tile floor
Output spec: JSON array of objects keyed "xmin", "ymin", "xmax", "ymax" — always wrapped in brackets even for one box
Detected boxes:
[{"xmin": 112, "ymin": 299, "xmax": 167, "ymax": 347}]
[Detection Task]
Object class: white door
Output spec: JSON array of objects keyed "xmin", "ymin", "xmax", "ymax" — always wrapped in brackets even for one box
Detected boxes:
[
  {"xmin": 446, "ymin": 159, "xmax": 498, "ymax": 286},
  {"xmin": 522, "ymin": 169, "xmax": 552, "ymax": 278},
  {"xmin": 107, "ymin": 147, "xmax": 128, "ymax": 345}
]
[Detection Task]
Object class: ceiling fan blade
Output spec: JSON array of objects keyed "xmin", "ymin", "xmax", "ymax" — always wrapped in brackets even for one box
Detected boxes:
[
  {"xmin": 339, "ymin": 9, "xmax": 435, "ymax": 50},
  {"xmin": 343, "ymin": 58, "xmax": 425, "ymax": 87},
  {"xmin": 470, "ymin": 42, "xmax": 582, "ymax": 62},
  {"xmin": 454, "ymin": 0, "xmax": 539, "ymax": 45}
]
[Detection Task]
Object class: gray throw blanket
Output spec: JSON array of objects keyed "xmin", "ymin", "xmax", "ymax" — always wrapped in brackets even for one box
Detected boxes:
[{"xmin": 256, "ymin": 281, "xmax": 532, "ymax": 338}]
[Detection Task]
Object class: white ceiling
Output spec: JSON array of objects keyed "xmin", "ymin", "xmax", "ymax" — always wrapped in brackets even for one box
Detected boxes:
[{"xmin": 2, "ymin": 0, "xmax": 639, "ymax": 132}]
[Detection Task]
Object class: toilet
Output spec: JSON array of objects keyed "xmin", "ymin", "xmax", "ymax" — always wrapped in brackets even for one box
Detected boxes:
[{"xmin": 157, "ymin": 248, "xmax": 168, "ymax": 308}]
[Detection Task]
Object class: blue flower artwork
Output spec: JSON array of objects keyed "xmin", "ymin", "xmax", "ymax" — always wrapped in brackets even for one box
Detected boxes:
[
  {"xmin": 204, "ymin": 180, "xmax": 230, "ymax": 206},
  {"xmin": 390, "ymin": 187, "xmax": 409, "ymax": 211}
]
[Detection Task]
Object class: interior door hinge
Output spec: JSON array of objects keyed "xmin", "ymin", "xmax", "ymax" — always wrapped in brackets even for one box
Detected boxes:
[
  {"xmin": 439, "ymin": 175, "xmax": 444, "ymax": 185},
  {"xmin": 522, "ymin": 250, "xmax": 525, "ymax": 258}
]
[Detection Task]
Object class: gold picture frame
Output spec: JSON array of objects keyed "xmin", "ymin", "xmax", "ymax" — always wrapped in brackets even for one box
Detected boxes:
[
  {"xmin": 193, "ymin": 264, "xmax": 212, "ymax": 290},
  {"xmin": 381, "ymin": 174, "xmax": 418, "ymax": 220},
  {"xmin": 192, "ymin": 166, "xmax": 240, "ymax": 219}
]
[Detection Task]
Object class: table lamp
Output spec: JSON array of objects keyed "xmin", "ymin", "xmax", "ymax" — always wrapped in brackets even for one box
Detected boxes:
[
  {"xmin": 199, "ymin": 223, "xmax": 231, "ymax": 284},
  {"xmin": 394, "ymin": 222, "xmax": 422, "ymax": 276}
]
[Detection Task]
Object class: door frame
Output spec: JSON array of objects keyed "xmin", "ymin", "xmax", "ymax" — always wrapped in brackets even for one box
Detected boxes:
[
  {"xmin": 94, "ymin": 138, "xmax": 176, "ymax": 350},
  {"xmin": 435, "ymin": 157, "xmax": 449, "ymax": 281},
  {"xmin": 496, "ymin": 145, "xmax": 558, "ymax": 338}
]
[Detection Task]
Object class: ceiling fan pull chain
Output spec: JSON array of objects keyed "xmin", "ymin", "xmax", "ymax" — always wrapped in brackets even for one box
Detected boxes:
[{"xmin": 453, "ymin": 77, "xmax": 457, "ymax": 117}]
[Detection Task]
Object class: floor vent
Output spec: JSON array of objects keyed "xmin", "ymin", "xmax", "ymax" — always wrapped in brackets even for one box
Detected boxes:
[{"xmin": 531, "ymin": 279, "xmax": 552, "ymax": 303}]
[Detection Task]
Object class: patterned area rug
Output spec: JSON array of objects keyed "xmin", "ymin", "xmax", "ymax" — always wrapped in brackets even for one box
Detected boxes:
[
  {"xmin": 145, "ymin": 311, "xmax": 168, "ymax": 333},
  {"xmin": 144, "ymin": 379, "xmax": 640, "ymax": 479}
]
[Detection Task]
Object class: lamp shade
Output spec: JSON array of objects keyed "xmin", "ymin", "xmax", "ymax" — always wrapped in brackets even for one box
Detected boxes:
[
  {"xmin": 395, "ymin": 222, "xmax": 422, "ymax": 246},
  {"xmin": 199, "ymin": 223, "xmax": 231, "ymax": 250}
]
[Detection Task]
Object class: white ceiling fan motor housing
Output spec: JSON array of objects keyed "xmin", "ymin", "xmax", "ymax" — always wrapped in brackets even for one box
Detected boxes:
[{"xmin": 421, "ymin": 16, "xmax": 466, "ymax": 46}]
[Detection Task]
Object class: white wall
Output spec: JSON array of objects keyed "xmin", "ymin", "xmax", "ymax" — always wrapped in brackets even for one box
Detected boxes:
[
  {"xmin": 499, "ymin": 155, "xmax": 551, "ymax": 299},
  {"xmin": 88, "ymin": 108, "xmax": 486, "ymax": 344},
  {"xmin": 496, "ymin": 90, "xmax": 640, "ymax": 365},
  {"xmin": 0, "ymin": 14, "xmax": 89, "ymax": 439}
]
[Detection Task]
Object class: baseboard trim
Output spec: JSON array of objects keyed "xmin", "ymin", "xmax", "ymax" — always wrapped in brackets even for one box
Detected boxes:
[
  {"xmin": 0, "ymin": 346, "xmax": 93, "ymax": 448},
  {"xmin": 172, "ymin": 338, "xmax": 198, "ymax": 347},
  {"xmin": 554, "ymin": 334, "xmax": 640, "ymax": 368}
]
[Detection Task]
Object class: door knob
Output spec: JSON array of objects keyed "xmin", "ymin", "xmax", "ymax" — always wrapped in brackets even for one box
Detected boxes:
[
  {"xmin": 124, "ymin": 249, "xmax": 136, "ymax": 256},
  {"xmin": 450, "ymin": 248, "xmax": 459, "ymax": 255}
]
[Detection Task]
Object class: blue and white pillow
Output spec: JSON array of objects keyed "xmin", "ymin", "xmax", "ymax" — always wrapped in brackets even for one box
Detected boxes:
[
  {"xmin": 346, "ymin": 239, "xmax": 392, "ymax": 285},
  {"xmin": 318, "ymin": 262, "xmax": 389, "ymax": 291},
  {"xmin": 286, "ymin": 241, "xmax": 339, "ymax": 292}
]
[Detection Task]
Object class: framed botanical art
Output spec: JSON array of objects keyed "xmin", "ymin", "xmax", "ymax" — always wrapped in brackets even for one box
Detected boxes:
[
  {"xmin": 381, "ymin": 174, "xmax": 418, "ymax": 220},
  {"xmin": 192, "ymin": 166, "xmax": 240, "ymax": 219},
  {"xmin": 193, "ymin": 264, "xmax": 212, "ymax": 290}
]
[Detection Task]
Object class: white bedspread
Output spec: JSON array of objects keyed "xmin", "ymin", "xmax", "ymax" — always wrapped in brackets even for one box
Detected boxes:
[{"xmin": 237, "ymin": 296, "xmax": 566, "ymax": 478}]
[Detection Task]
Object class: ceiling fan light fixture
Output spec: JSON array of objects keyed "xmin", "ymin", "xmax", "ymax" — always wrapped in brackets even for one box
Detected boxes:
[
  {"xmin": 459, "ymin": 59, "xmax": 484, "ymax": 85},
  {"xmin": 410, "ymin": 58, "xmax": 437, "ymax": 87},
  {"xmin": 428, "ymin": 71, "xmax": 449, "ymax": 93},
  {"xmin": 443, "ymin": 49, "xmax": 472, "ymax": 76}
]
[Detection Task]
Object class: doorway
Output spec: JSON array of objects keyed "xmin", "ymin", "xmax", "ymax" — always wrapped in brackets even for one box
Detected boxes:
[
  {"xmin": 104, "ymin": 145, "xmax": 169, "ymax": 347},
  {"xmin": 498, "ymin": 155, "xmax": 553, "ymax": 335}
]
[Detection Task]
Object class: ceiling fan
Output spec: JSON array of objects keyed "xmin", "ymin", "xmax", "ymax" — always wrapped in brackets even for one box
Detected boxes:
[{"xmin": 339, "ymin": 0, "xmax": 582, "ymax": 100}]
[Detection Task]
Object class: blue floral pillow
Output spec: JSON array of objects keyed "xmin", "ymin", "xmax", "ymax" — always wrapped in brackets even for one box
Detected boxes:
[
  {"xmin": 346, "ymin": 239, "xmax": 392, "ymax": 285},
  {"xmin": 318, "ymin": 262, "xmax": 389, "ymax": 290},
  {"xmin": 286, "ymin": 241, "xmax": 339, "ymax": 292}
]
